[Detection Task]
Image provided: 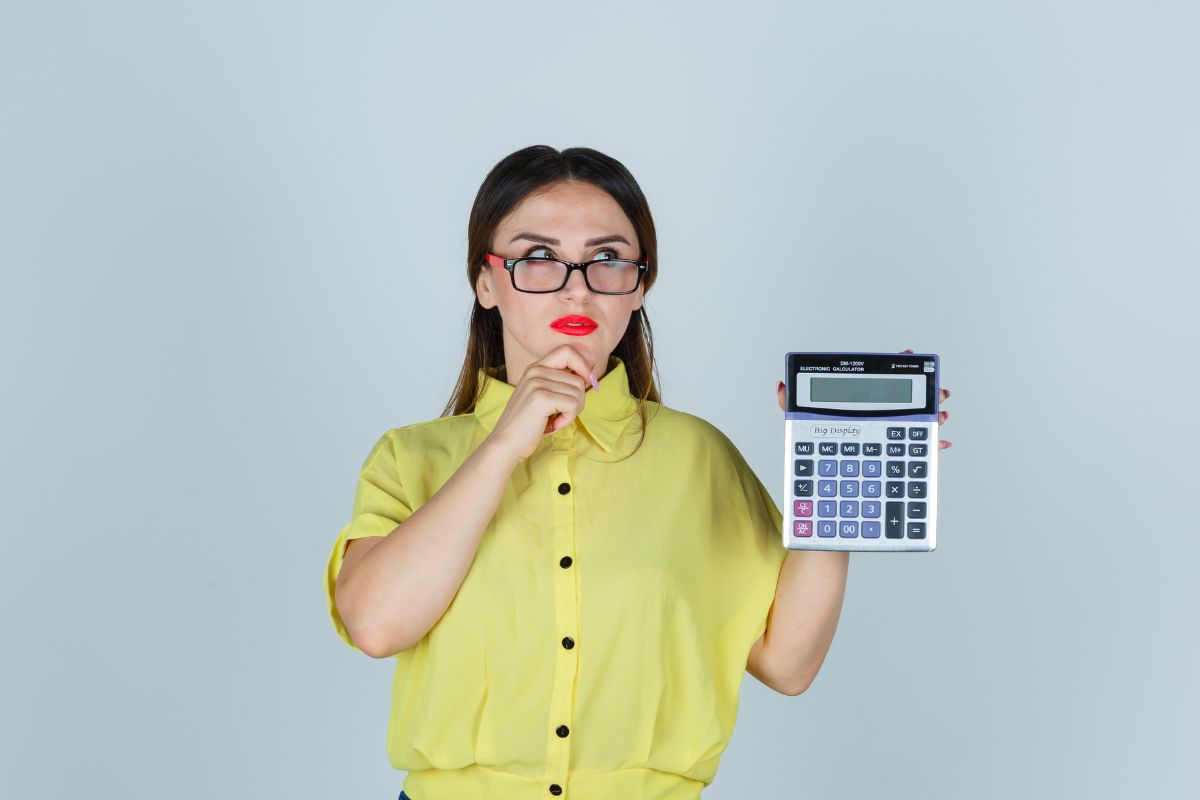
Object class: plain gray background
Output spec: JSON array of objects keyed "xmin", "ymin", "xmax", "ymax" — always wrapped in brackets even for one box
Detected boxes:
[{"xmin": 3, "ymin": 1, "xmax": 1196, "ymax": 797}]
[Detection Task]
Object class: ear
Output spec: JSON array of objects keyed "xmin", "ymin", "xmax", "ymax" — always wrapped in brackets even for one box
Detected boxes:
[{"xmin": 476, "ymin": 266, "xmax": 497, "ymax": 310}]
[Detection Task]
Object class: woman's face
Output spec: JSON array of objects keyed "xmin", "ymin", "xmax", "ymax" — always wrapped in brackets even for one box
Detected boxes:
[{"xmin": 476, "ymin": 179, "xmax": 644, "ymax": 385}]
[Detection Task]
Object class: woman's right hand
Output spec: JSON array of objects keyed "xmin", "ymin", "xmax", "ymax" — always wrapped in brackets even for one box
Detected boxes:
[{"xmin": 485, "ymin": 345, "xmax": 596, "ymax": 462}]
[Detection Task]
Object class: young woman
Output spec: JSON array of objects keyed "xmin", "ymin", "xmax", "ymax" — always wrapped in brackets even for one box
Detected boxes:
[{"xmin": 323, "ymin": 145, "xmax": 952, "ymax": 800}]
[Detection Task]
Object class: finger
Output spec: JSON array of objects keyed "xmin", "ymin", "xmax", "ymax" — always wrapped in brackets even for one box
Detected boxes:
[
  {"xmin": 539, "ymin": 345, "xmax": 599, "ymax": 390},
  {"xmin": 938, "ymin": 409, "xmax": 949, "ymax": 424},
  {"xmin": 939, "ymin": 440, "xmax": 952, "ymax": 450},
  {"xmin": 939, "ymin": 388, "xmax": 951, "ymax": 403},
  {"xmin": 777, "ymin": 380, "xmax": 786, "ymax": 411},
  {"xmin": 900, "ymin": 348, "xmax": 914, "ymax": 354}
]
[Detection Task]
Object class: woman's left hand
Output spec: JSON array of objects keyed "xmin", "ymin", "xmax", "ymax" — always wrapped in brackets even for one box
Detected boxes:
[{"xmin": 775, "ymin": 348, "xmax": 953, "ymax": 451}]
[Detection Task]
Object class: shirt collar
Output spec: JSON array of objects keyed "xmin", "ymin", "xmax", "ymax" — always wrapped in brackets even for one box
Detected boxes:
[{"xmin": 473, "ymin": 355, "xmax": 640, "ymax": 454}]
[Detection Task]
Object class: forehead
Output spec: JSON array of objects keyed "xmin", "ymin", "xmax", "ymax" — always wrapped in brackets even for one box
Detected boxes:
[{"xmin": 496, "ymin": 180, "xmax": 637, "ymax": 244}]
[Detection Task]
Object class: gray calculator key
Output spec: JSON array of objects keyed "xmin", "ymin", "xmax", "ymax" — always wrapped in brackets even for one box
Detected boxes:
[
  {"xmin": 839, "ymin": 521, "xmax": 859, "ymax": 538},
  {"xmin": 794, "ymin": 459, "xmax": 814, "ymax": 477},
  {"xmin": 907, "ymin": 481, "xmax": 927, "ymax": 499},
  {"xmin": 908, "ymin": 443, "xmax": 928, "ymax": 457},
  {"xmin": 862, "ymin": 521, "xmax": 881, "ymax": 538},
  {"xmin": 909, "ymin": 427, "xmax": 928, "ymax": 441},
  {"xmin": 819, "ymin": 460, "xmax": 838, "ymax": 476},
  {"xmin": 885, "ymin": 502, "xmax": 905, "ymax": 538},
  {"xmin": 906, "ymin": 521, "xmax": 927, "ymax": 539},
  {"xmin": 908, "ymin": 461, "xmax": 927, "ymax": 479},
  {"xmin": 887, "ymin": 443, "xmax": 905, "ymax": 457},
  {"xmin": 819, "ymin": 442, "xmax": 838, "ymax": 455},
  {"xmin": 840, "ymin": 460, "xmax": 860, "ymax": 477},
  {"xmin": 862, "ymin": 460, "xmax": 881, "ymax": 477},
  {"xmin": 819, "ymin": 480, "xmax": 837, "ymax": 497},
  {"xmin": 840, "ymin": 442, "xmax": 860, "ymax": 456},
  {"xmin": 862, "ymin": 500, "xmax": 881, "ymax": 518},
  {"xmin": 862, "ymin": 481, "xmax": 881, "ymax": 497},
  {"xmin": 863, "ymin": 442, "xmax": 882, "ymax": 456},
  {"xmin": 886, "ymin": 461, "xmax": 905, "ymax": 478},
  {"xmin": 840, "ymin": 500, "xmax": 859, "ymax": 517},
  {"xmin": 818, "ymin": 500, "xmax": 837, "ymax": 517},
  {"xmin": 817, "ymin": 520, "xmax": 837, "ymax": 537},
  {"xmin": 795, "ymin": 441, "xmax": 815, "ymax": 455},
  {"xmin": 907, "ymin": 501, "xmax": 927, "ymax": 519},
  {"xmin": 886, "ymin": 481, "xmax": 905, "ymax": 498},
  {"xmin": 794, "ymin": 480, "xmax": 813, "ymax": 497},
  {"xmin": 887, "ymin": 427, "xmax": 906, "ymax": 440},
  {"xmin": 840, "ymin": 480, "xmax": 860, "ymax": 497}
]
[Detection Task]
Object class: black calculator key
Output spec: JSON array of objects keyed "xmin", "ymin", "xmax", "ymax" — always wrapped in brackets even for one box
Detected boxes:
[
  {"xmin": 886, "ymin": 461, "xmax": 905, "ymax": 478},
  {"xmin": 885, "ymin": 502, "xmax": 905, "ymax": 538},
  {"xmin": 886, "ymin": 481, "xmax": 906, "ymax": 498},
  {"xmin": 907, "ymin": 481, "xmax": 927, "ymax": 499},
  {"xmin": 794, "ymin": 480, "xmax": 813, "ymax": 497},
  {"xmin": 908, "ymin": 461, "xmax": 927, "ymax": 478},
  {"xmin": 909, "ymin": 427, "xmax": 928, "ymax": 441},
  {"xmin": 863, "ymin": 443, "xmax": 882, "ymax": 456},
  {"xmin": 907, "ymin": 501, "xmax": 927, "ymax": 519},
  {"xmin": 794, "ymin": 459, "xmax": 814, "ymax": 477},
  {"xmin": 795, "ymin": 441, "xmax": 814, "ymax": 455},
  {"xmin": 906, "ymin": 521, "xmax": 927, "ymax": 539},
  {"xmin": 887, "ymin": 427, "xmax": 905, "ymax": 440},
  {"xmin": 819, "ymin": 442, "xmax": 838, "ymax": 455},
  {"xmin": 887, "ymin": 443, "xmax": 905, "ymax": 457},
  {"xmin": 908, "ymin": 443, "xmax": 927, "ymax": 457},
  {"xmin": 840, "ymin": 442, "xmax": 860, "ymax": 456}
]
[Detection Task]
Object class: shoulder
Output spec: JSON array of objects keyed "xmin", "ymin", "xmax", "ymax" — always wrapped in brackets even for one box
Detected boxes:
[
  {"xmin": 645, "ymin": 401, "xmax": 745, "ymax": 463},
  {"xmin": 362, "ymin": 413, "xmax": 479, "ymax": 466}
]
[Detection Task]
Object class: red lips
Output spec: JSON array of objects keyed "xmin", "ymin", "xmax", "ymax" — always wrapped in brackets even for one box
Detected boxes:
[{"xmin": 550, "ymin": 315, "xmax": 598, "ymax": 336}]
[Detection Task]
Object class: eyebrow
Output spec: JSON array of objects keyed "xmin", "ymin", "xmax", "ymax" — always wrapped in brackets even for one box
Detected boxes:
[{"xmin": 509, "ymin": 232, "xmax": 631, "ymax": 247}]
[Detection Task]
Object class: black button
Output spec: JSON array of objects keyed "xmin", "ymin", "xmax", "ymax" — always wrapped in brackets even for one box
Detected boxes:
[
  {"xmin": 863, "ymin": 442, "xmax": 883, "ymax": 456},
  {"xmin": 887, "ymin": 426, "xmax": 906, "ymax": 440},
  {"xmin": 909, "ymin": 426, "xmax": 929, "ymax": 441},
  {"xmin": 558, "ymin": 482, "xmax": 571, "ymax": 494},
  {"xmin": 559, "ymin": 556, "xmax": 573, "ymax": 568},
  {"xmin": 793, "ymin": 459, "xmax": 814, "ymax": 477},
  {"xmin": 549, "ymin": 785, "xmax": 563, "ymax": 796},
  {"xmin": 793, "ymin": 479, "xmax": 813, "ymax": 497},
  {"xmin": 562, "ymin": 636, "xmax": 575, "ymax": 650},
  {"xmin": 819, "ymin": 442, "xmax": 838, "ymax": 455},
  {"xmin": 556, "ymin": 724, "xmax": 570, "ymax": 738},
  {"xmin": 795, "ymin": 441, "xmax": 814, "ymax": 455},
  {"xmin": 840, "ymin": 442, "xmax": 860, "ymax": 456}
]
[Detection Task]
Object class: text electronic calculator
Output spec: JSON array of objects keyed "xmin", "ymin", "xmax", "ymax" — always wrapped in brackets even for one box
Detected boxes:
[{"xmin": 783, "ymin": 352, "xmax": 940, "ymax": 552}]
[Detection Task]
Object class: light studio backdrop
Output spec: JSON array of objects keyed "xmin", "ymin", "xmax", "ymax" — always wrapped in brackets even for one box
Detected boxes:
[{"xmin": 2, "ymin": 1, "xmax": 1196, "ymax": 798}]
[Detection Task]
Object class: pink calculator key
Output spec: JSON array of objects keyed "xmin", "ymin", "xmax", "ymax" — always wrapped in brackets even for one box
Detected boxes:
[
  {"xmin": 793, "ymin": 520, "xmax": 813, "ymax": 537},
  {"xmin": 793, "ymin": 500, "xmax": 813, "ymax": 517}
]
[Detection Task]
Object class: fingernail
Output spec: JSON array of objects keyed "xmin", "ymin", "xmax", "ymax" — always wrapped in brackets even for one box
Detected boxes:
[{"xmin": 589, "ymin": 370, "xmax": 599, "ymax": 393}]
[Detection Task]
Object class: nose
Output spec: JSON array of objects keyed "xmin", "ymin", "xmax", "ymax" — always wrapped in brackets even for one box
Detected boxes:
[{"xmin": 559, "ymin": 264, "xmax": 592, "ymax": 300}]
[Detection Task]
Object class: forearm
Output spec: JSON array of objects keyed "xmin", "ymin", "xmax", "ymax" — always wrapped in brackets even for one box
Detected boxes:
[
  {"xmin": 337, "ymin": 435, "xmax": 520, "ymax": 656},
  {"xmin": 762, "ymin": 550, "xmax": 850, "ymax": 694}
]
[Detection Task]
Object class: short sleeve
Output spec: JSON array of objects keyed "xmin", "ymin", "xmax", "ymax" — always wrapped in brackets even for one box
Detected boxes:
[
  {"xmin": 716, "ymin": 429, "xmax": 788, "ymax": 648},
  {"xmin": 323, "ymin": 431, "xmax": 415, "ymax": 649}
]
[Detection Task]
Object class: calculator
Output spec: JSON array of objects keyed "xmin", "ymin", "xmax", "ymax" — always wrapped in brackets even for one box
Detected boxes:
[{"xmin": 782, "ymin": 352, "xmax": 940, "ymax": 552}]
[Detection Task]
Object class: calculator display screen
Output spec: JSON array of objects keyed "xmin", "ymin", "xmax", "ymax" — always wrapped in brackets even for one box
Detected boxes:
[{"xmin": 811, "ymin": 377, "xmax": 912, "ymax": 403}]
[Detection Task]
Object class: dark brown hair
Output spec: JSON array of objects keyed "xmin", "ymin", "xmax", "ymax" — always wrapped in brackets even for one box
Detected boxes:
[{"xmin": 440, "ymin": 145, "xmax": 661, "ymax": 455}]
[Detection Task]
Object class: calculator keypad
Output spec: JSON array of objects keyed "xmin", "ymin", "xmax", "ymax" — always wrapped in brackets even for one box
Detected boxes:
[{"xmin": 790, "ymin": 424, "xmax": 933, "ymax": 542}]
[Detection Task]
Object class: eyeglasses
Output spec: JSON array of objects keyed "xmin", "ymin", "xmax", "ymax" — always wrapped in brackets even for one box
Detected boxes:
[{"xmin": 483, "ymin": 252, "xmax": 648, "ymax": 295}]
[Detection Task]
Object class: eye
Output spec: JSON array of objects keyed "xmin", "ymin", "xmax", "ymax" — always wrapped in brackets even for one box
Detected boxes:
[
  {"xmin": 524, "ymin": 245, "xmax": 555, "ymax": 259},
  {"xmin": 593, "ymin": 248, "xmax": 621, "ymax": 260}
]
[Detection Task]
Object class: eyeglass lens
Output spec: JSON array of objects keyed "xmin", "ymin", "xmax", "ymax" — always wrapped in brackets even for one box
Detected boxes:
[{"xmin": 513, "ymin": 258, "xmax": 640, "ymax": 293}]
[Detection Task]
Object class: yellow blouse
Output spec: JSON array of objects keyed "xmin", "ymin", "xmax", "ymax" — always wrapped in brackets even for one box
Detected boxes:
[{"xmin": 324, "ymin": 356, "xmax": 787, "ymax": 800}]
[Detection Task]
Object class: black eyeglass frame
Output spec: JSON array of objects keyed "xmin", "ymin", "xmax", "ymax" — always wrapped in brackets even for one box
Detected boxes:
[{"xmin": 483, "ymin": 252, "xmax": 648, "ymax": 295}]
